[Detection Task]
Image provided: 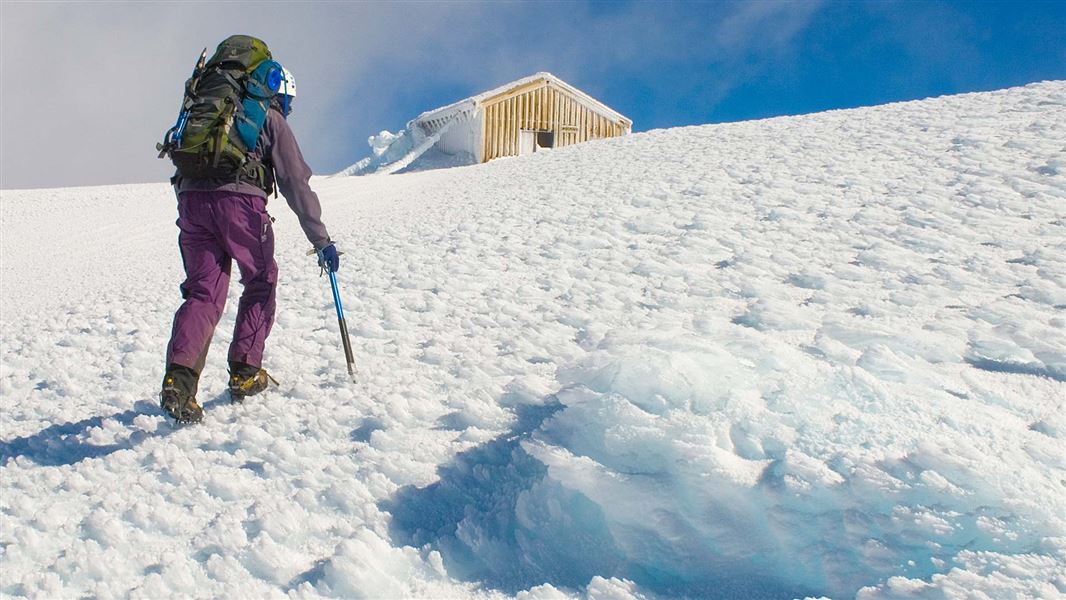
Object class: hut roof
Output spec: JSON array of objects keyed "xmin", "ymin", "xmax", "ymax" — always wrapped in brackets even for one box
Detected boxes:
[{"xmin": 412, "ymin": 72, "xmax": 630, "ymax": 126}]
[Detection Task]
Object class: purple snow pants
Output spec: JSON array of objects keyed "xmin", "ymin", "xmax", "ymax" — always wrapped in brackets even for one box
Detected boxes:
[{"xmin": 165, "ymin": 190, "xmax": 278, "ymax": 375}]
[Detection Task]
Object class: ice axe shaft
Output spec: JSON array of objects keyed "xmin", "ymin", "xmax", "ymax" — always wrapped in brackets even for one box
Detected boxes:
[{"xmin": 328, "ymin": 270, "xmax": 357, "ymax": 380}]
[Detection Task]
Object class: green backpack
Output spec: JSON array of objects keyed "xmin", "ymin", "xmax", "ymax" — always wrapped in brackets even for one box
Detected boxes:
[{"xmin": 157, "ymin": 35, "xmax": 284, "ymax": 192}]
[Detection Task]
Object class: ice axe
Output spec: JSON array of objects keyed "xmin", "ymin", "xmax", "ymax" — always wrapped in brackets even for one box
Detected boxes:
[
  {"xmin": 157, "ymin": 47, "xmax": 208, "ymax": 158},
  {"xmin": 312, "ymin": 247, "xmax": 356, "ymax": 381}
]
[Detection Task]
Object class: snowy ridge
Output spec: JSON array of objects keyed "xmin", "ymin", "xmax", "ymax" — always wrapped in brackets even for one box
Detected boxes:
[{"xmin": 2, "ymin": 82, "xmax": 1065, "ymax": 599}]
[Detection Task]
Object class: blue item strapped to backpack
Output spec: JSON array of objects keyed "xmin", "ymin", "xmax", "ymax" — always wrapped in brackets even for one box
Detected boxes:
[{"xmin": 235, "ymin": 60, "xmax": 283, "ymax": 150}]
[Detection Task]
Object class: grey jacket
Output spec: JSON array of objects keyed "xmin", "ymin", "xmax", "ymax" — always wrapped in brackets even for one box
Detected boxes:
[{"xmin": 175, "ymin": 109, "xmax": 332, "ymax": 250}]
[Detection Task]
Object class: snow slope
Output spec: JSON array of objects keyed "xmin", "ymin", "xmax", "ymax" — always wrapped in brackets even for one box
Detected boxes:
[{"xmin": 2, "ymin": 82, "xmax": 1065, "ymax": 599}]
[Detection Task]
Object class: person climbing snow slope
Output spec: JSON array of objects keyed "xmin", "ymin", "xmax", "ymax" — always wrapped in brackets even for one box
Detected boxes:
[{"xmin": 156, "ymin": 35, "xmax": 340, "ymax": 423}]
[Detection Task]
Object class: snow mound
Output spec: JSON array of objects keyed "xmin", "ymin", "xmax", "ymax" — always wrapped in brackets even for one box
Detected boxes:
[{"xmin": 3, "ymin": 81, "xmax": 1065, "ymax": 599}]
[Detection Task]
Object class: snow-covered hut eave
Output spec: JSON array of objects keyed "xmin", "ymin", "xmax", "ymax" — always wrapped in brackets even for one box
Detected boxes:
[{"xmin": 408, "ymin": 98, "xmax": 477, "ymax": 130}]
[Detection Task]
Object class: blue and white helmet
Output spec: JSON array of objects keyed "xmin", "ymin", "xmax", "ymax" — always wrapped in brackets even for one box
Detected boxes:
[
  {"xmin": 275, "ymin": 66, "xmax": 296, "ymax": 117},
  {"xmin": 278, "ymin": 67, "xmax": 296, "ymax": 99}
]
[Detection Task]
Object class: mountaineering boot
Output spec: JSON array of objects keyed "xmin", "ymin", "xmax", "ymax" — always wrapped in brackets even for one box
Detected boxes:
[
  {"xmin": 160, "ymin": 365, "xmax": 203, "ymax": 423},
  {"xmin": 228, "ymin": 361, "xmax": 278, "ymax": 401}
]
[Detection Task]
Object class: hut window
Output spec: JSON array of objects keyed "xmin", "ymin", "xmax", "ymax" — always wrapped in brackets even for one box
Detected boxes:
[{"xmin": 536, "ymin": 131, "xmax": 555, "ymax": 149}]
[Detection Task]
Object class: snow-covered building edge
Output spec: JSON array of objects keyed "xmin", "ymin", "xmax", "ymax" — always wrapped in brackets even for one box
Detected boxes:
[{"xmin": 336, "ymin": 72, "xmax": 632, "ymax": 176}]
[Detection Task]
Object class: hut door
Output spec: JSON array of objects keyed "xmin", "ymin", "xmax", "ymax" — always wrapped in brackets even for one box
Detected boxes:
[{"xmin": 519, "ymin": 130, "xmax": 536, "ymax": 156}]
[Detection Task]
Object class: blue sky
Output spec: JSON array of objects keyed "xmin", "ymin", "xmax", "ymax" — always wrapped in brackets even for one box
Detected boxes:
[{"xmin": 1, "ymin": 1, "xmax": 1063, "ymax": 189}]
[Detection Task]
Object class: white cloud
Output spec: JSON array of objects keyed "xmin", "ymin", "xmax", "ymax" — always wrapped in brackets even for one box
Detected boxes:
[{"xmin": 0, "ymin": 3, "xmax": 475, "ymax": 189}]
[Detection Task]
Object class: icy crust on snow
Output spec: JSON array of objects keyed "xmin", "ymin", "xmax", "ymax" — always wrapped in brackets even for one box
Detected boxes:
[
  {"xmin": 2, "ymin": 82, "xmax": 1065, "ymax": 599},
  {"xmin": 524, "ymin": 336, "xmax": 1064, "ymax": 597}
]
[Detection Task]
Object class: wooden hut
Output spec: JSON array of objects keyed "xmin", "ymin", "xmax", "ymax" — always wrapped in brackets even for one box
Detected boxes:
[
  {"xmin": 343, "ymin": 73, "xmax": 632, "ymax": 175},
  {"xmin": 417, "ymin": 72, "xmax": 632, "ymax": 163}
]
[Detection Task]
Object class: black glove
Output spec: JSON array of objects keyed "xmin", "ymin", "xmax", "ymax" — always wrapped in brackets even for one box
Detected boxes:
[{"xmin": 317, "ymin": 243, "xmax": 340, "ymax": 273}]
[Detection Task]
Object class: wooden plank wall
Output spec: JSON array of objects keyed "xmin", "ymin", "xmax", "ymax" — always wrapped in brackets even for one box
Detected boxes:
[{"xmin": 480, "ymin": 84, "xmax": 629, "ymax": 162}]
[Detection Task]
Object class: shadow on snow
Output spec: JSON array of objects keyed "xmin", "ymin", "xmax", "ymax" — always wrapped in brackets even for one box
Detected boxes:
[
  {"xmin": 0, "ymin": 395, "xmax": 231, "ymax": 467},
  {"xmin": 965, "ymin": 357, "xmax": 1066, "ymax": 383},
  {"xmin": 381, "ymin": 401, "xmax": 806, "ymax": 599}
]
